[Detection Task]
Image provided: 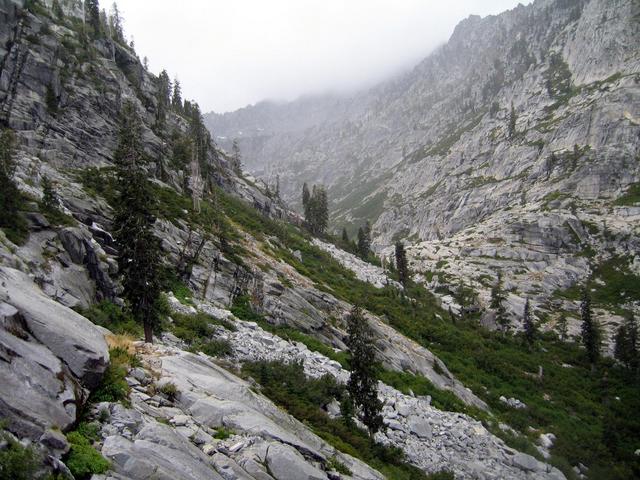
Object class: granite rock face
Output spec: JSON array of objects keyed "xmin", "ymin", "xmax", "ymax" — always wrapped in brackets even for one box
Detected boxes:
[
  {"xmin": 0, "ymin": 266, "xmax": 108, "ymax": 440},
  {"xmin": 93, "ymin": 342, "xmax": 385, "ymax": 480},
  {"xmin": 206, "ymin": 0, "xmax": 640, "ymax": 332}
]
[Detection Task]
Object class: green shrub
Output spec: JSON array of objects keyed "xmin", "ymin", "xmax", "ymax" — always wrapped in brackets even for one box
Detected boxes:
[
  {"xmin": 0, "ymin": 431, "xmax": 42, "ymax": 480},
  {"xmin": 89, "ymin": 347, "xmax": 133, "ymax": 403},
  {"xmin": 213, "ymin": 427, "xmax": 233, "ymax": 440},
  {"xmin": 193, "ymin": 338, "xmax": 233, "ymax": 357},
  {"xmin": 80, "ymin": 301, "xmax": 142, "ymax": 336},
  {"xmin": 158, "ymin": 382, "xmax": 179, "ymax": 402},
  {"xmin": 614, "ymin": 183, "xmax": 640, "ymax": 206},
  {"xmin": 327, "ymin": 456, "xmax": 351, "ymax": 475},
  {"xmin": 65, "ymin": 431, "xmax": 109, "ymax": 479}
]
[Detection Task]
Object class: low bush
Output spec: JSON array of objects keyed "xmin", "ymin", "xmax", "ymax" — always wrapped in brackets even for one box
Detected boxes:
[
  {"xmin": 65, "ymin": 430, "xmax": 109, "ymax": 479},
  {"xmin": 326, "ymin": 456, "xmax": 351, "ymax": 475},
  {"xmin": 192, "ymin": 338, "xmax": 233, "ymax": 357},
  {"xmin": 213, "ymin": 427, "xmax": 233, "ymax": 440},
  {"xmin": 0, "ymin": 431, "xmax": 42, "ymax": 480},
  {"xmin": 81, "ymin": 301, "xmax": 142, "ymax": 337},
  {"xmin": 89, "ymin": 347, "xmax": 134, "ymax": 403},
  {"xmin": 158, "ymin": 382, "xmax": 179, "ymax": 402}
]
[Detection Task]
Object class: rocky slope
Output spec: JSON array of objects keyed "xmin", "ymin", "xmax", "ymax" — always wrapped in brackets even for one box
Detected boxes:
[
  {"xmin": 205, "ymin": 0, "xmax": 640, "ymax": 336},
  {"xmin": 0, "ymin": 0, "xmax": 635, "ymax": 479},
  {"xmin": 0, "ymin": 1, "xmax": 547, "ymax": 478}
]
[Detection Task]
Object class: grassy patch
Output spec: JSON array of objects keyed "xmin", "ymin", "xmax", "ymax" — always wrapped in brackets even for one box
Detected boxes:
[
  {"xmin": 89, "ymin": 347, "xmax": 134, "ymax": 404},
  {"xmin": 80, "ymin": 301, "xmax": 142, "ymax": 337},
  {"xmin": 65, "ymin": 427, "xmax": 110, "ymax": 479},
  {"xmin": 555, "ymin": 256, "xmax": 640, "ymax": 309},
  {"xmin": 213, "ymin": 427, "xmax": 234, "ymax": 440},
  {"xmin": 614, "ymin": 183, "xmax": 640, "ymax": 206}
]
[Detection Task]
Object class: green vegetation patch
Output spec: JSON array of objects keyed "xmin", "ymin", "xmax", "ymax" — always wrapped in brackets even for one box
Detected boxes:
[
  {"xmin": 80, "ymin": 301, "xmax": 142, "ymax": 337},
  {"xmin": 614, "ymin": 183, "xmax": 640, "ymax": 206},
  {"xmin": 555, "ymin": 256, "xmax": 640, "ymax": 309},
  {"xmin": 89, "ymin": 347, "xmax": 136, "ymax": 404},
  {"xmin": 0, "ymin": 429, "xmax": 48, "ymax": 480},
  {"xmin": 241, "ymin": 360, "xmax": 440, "ymax": 480},
  {"xmin": 65, "ymin": 428, "xmax": 110, "ymax": 480},
  {"xmin": 378, "ymin": 369, "xmax": 485, "ymax": 418}
]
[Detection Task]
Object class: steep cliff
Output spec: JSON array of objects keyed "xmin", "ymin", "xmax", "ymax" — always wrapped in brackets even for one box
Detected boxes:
[{"xmin": 205, "ymin": 0, "xmax": 640, "ymax": 335}]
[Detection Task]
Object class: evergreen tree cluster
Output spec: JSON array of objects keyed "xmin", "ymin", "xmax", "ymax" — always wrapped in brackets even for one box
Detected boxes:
[{"xmin": 301, "ymin": 182, "xmax": 328, "ymax": 236}]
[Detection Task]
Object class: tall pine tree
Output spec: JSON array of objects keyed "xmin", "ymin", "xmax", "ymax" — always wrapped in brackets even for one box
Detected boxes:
[
  {"xmin": 357, "ymin": 221, "xmax": 371, "ymax": 259},
  {"xmin": 346, "ymin": 305, "xmax": 383, "ymax": 436},
  {"xmin": 523, "ymin": 298, "xmax": 536, "ymax": 346},
  {"xmin": 172, "ymin": 78, "xmax": 182, "ymax": 112},
  {"xmin": 614, "ymin": 312, "xmax": 638, "ymax": 373},
  {"xmin": 394, "ymin": 241, "xmax": 409, "ymax": 287},
  {"xmin": 580, "ymin": 286, "xmax": 601, "ymax": 368},
  {"xmin": 113, "ymin": 102, "xmax": 163, "ymax": 343},
  {"xmin": 156, "ymin": 70, "xmax": 171, "ymax": 129},
  {"xmin": 302, "ymin": 182, "xmax": 311, "ymax": 222},
  {"xmin": 85, "ymin": 0, "xmax": 101, "ymax": 38},
  {"xmin": 490, "ymin": 272, "xmax": 508, "ymax": 332},
  {"xmin": 0, "ymin": 129, "xmax": 22, "ymax": 237}
]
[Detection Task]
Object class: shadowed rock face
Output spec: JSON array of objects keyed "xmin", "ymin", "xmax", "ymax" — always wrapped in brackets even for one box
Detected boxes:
[{"xmin": 0, "ymin": 267, "xmax": 109, "ymax": 439}]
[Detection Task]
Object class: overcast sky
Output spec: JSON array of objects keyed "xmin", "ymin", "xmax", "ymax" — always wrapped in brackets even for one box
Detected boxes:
[{"xmin": 115, "ymin": 0, "xmax": 530, "ymax": 113}]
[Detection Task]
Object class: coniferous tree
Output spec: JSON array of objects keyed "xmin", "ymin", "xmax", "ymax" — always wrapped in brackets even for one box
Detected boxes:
[
  {"xmin": 0, "ymin": 130, "xmax": 21, "ymax": 233},
  {"xmin": 112, "ymin": 102, "xmax": 163, "ymax": 343},
  {"xmin": 490, "ymin": 272, "xmax": 508, "ymax": 332},
  {"xmin": 156, "ymin": 70, "xmax": 171, "ymax": 129},
  {"xmin": 302, "ymin": 182, "xmax": 310, "ymax": 221},
  {"xmin": 614, "ymin": 313, "xmax": 638, "ymax": 372},
  {"xmin": 231, "ymin": 139, "xmax": 242, "ymax": 174},
  {"xmin": 357, "ymin": 221, "xmax": 371, "ymax": 259},
  {"xmin": 85, "ymin": 0, "xmax": 101, "ymax": 37},
  {"xmin": 523, "ymin": 298, "xmax": 536, "ymax": 346},
  {"xmin": 172, "ymin": 78, "xmax": 182, "ymax": 112},
  {"xmin": 301, "ymin": 183, "xmax": 328, "ymax": 236},
  {"xmin": 341, "ymin": 227, "xmax": 349, "ymax": 243},
  {"xmin": 394, "ymin": 241, "xmax": 409, "ymax": 287},
  {"xmin": 309, "ymin": 185, "xmax": 328, "ymax": 235},
  {"xmin": 346, "ymin": 305, "xmax": 383, "ymax": 436},
  {"xmin": 109, "ymin": 2, "xmax": 123, "ymax": 41},
  {"xmin": 557, "ymin": 313, "xmax": 568, "ymax": 341},
  {"xmin": 580, "ymin": 287, "xmax": 601, "ymax": 367},
  {"xmin": 41, "ymin": 175, "xmax": 59, "ymax": 212}
]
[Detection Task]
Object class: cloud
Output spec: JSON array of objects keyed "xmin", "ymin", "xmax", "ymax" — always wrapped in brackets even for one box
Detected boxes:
[{"xmin": 115, "ymin": 0, "xmax": 530, "ymax": 113}]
